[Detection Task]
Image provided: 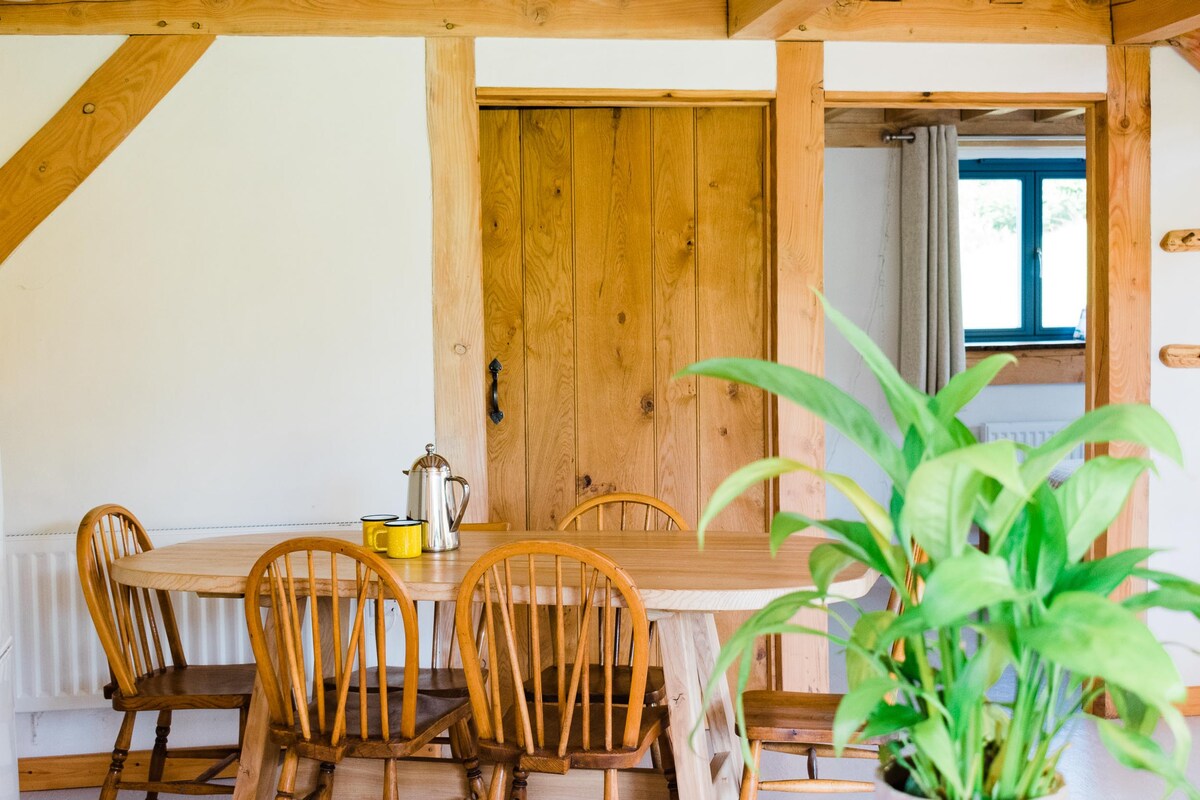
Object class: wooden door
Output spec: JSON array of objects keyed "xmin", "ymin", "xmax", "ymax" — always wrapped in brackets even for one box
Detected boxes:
[
  {"xmin": 481, "ymin": 105, "xmax": 773, "ymax": 688},
  {"xmin": 481, "ymin": 105, "xmax": 771, "ymax": 537}
]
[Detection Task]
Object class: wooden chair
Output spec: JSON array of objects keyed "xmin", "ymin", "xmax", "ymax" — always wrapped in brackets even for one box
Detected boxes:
[
  {"xmin": 556, "ymin": 492, "xmax": 688, "ymax": 533},
  {"xmin": 245, "ymin": 537, "xmax": 484, "ymax": 800},
  {"xmin": 77, "ymin": 503, "xmax": 257, "ymax": 799},
  {"xmin": 455, "ymin": 540, "xmax": 676, "ymax": 800},
  {"xmin": 737, "ymin": 555, "xmax": 923, "ymax": 798}
]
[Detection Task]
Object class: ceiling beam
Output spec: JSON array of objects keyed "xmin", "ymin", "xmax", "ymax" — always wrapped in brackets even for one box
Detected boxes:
[
  {"xmin": 959, "ymin": 108, "xmax": 1019, "ymax": 121},
  {"xmin": 0, "ymin": 35, "xmax": 213, "ymax": 268},
  {"xmin": 1168, "ymin": 30, "xmax": 1200, "ymax": 73},
  {"xmin": 1112, "ymin": 0, "xmax": 1200, "ymax": 44},
  {"xmin": 0, "ymin": 0, "xmax": 726, "ymax": 37},
  {"xmin": 1034, "ymin": 107, "xmax": 1087, "ymax": 122},
  {"xmin": 728, "ymin": 0, "xmax": 836, "ymax": 39},
  {"xmin": 784, "ymin": 0, "xmax": 1110, "ymax": 44}
]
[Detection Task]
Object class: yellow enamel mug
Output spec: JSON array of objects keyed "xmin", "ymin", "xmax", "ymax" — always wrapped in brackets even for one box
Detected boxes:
[
  {"xmin": 361, "ymin": 514, "xmax": 399, "ymax": 552},
  {"xmin": 384, "ymin": 519, "xmax": 423, "ymax": 559}
]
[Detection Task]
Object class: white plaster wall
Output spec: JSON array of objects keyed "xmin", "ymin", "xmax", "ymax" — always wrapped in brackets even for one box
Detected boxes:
[
  {"xmin": 0, "ymin": 37, "xmax": 435, "ymax": 537},
  {"xmin": 1148, "ymin": 47, "xmax": 1200, "ymax": 685}
]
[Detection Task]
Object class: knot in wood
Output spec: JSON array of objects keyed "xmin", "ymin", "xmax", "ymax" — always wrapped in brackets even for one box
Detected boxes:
[
  {"xmin": 453, "ymin": 342, "xmax": 468, "ymax": 355},
  {"xmin": 640, "ymin": 395, "xmax": 654, "ymax": 414},
  {"xmin": 82, "ymin": 103, "xmax": 96, "ymax": 115}
]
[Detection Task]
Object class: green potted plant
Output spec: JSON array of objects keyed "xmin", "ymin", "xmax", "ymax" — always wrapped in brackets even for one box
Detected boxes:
[{"xmin": 685, "ymin": 295, "xmax": 1200, "ymax": 799}]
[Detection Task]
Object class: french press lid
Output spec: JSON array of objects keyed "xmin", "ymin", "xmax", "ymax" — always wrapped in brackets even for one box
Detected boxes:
[{"xmin": 410, "ymin": 443, "xmax": 450, "ymax": 472}]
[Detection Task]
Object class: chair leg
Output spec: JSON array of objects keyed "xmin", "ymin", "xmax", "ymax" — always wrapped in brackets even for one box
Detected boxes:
[
  {"xmin": 739, "ymin": 740, "xmax": 763, "ymax": 800},
  {"xmin": 603, "ymin": 769, "xmax": 618, "ymax": 800},
  {"xmin": 145, "ymin": 709, "xmax": 172, "ymax": 800},
  {"xmin": 383, "ymin": 758, "xmax": 399, "ymax": 800},
  {"xmin": 238, "ymin": 703, "xmax": 250, "ymax": 750},
  {"xmin": 453, "ymin": 718, "xmax": 486, "ymax": 800},
  {"xmin": 807, "ymin": 745, "xmax": 818, "ymax": 780},
  {"xmin": 100, "ymin": 711, "xmax": 137, "ymax": 800},
  {"xmin": 316, "ymin": 762, "xmax": 336, "ymax": 800},
  {"xmin": 510, "ymin": 767, "xmax": 529, "ymax": 800},
  {"xmin": 657, "ymin": 732, "xmax": 678, "ymax": 800},
  {"xmin": 275, "ymin": 747, "xmax": 299, "ymax": 800},
  {"xmin": 487, "ymin": 762, "xmax": 511, "ymax": 800}
]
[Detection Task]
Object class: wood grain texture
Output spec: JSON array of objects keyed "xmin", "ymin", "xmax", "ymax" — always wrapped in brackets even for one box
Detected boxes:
[
  {"xmin": 824, "ymin": 92, "xmax": 1106, "ymax": 109},
  {"xmin": 727, "ymin": 0, "xmax": 835, "ymax": 39},
  {"xmin": 482, "ymin": 110, "xmax": 529, "ymax": 528},
  {"xmin": 651, "ymin": 107, "xmax": 700, "ymax": 526},
  {"xmin": 0, "ymin": 0, "xmax": 726, "ymax": 37},
  {"xmin": 478, "ymin": 88, "xmax": 774, "ymax": 108},
  {"xmin": 0, "ymin": 34, "xmax": 212, "ymax": 268},
  {"xmin": 572, "ymin": 108, "xmax": 657, "ymax": 505},
  {"xmin": 1113, "ymin": 0, "xmax": 1200, "ymax": 44},
  {"xmin": 427, "ymin": 38, "xmax": 489, "ymax": 523},
  {"xmin": 520, "ymin": 108, "xmax": 577, "ymax": 530},
  {"xmin": 18, "ymin": 747, "xmax": 239, "ymax": 791},
  {"xmin": 1159, "ymin": 345, "xmax": 1200, "ymax": 369},
  {"xmin": 110, "ymin": 530, "xmax": 876, "ymax": 611},
  {"xmin": 1169, "ymin": 31, "xmax": 1200, "ymax": 75},
  {"xmin": 1090, "ymin": 46, "xmax": 1152, "ymax": 600},
  {"xmin": 785, "ymin": 0, "xmax": 1111, "ymax": 43},
  {"xmin": 965, "ymin": 346, "xmax": 1085, "ymax": 385},
  {"xmin": 1160, "ymin": 228, "xmax": 1200, "ymax": 252}
]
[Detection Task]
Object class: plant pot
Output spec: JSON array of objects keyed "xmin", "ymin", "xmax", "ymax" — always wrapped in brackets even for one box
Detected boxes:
[{"xmin": 874, "ymin": 770, "xmax": 1068, "ymax": 799}]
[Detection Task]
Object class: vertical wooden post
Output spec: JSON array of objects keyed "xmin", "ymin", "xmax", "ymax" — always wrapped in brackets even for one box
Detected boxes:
[
  {"xmin": 1088, "ymin": 46, "xmax": 1152, "ymax": 596},
  {"xmin": 773, "ymin": 41, "xmax": 828, "ymax": 693},
  {"xmin": 426, "ymin": 37, "xmax": 488, "ymax": 521}
]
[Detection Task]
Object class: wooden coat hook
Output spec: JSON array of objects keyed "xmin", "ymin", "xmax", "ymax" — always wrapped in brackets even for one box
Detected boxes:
[
  {"xmin": 1160, "ymin": 345, "xmax": 1200, "ymax": 368},
  {"xmin": 1160, "ymin": 230, "xmax": 1200, "ymax": 252}
]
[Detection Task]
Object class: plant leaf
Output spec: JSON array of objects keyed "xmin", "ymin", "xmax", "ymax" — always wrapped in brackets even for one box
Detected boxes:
[
  {"xmin": 930, "ymin": 353, "xmax": 1018, "ymax": 424},
  {"xmin": 682, "ymin": 357, "xmax": 908, "ymax": 485},
  {"xmin": 833, "ymin": 676, "xmax": 897, "ymax": 753},
  {"xmin": 1023, "ymin": 592, "xmax": 1185, "ymax": 707},
  {"xmin": 1095, "ymin": 717, "xmax": 1200, "ymax": 799},
  {"xmin": 911, "ymin": 717, "xmax": 967, "ymax": 796},
  {"xmin": 811, "ymin": 543, "xmax": 861, "ymax": 594},
  {"xmin": 771, "ymin": 512, "xmax": 907, "ymax": 586},
  {"xmin": 861, "ymin": 704, "xmax": 925, "ymax": 740},
  {"xmin": 846, "ymin": 610, "xmax": 897, "ymax": 690},
  {"xmin": 947, "ymin": 637, "xmax": 1013, "ymax": 722},
  {"xmin": 920, "ymin": 549, "xmax": 1024, "ymax": 628},
  {"xmin": 1053, "ymin": 547, "xmax": 1157, "ymax": 598},
  {"xmin": 1023, "ymin": 482, "xmax": 1068, "ymax": 595},
  {"xmin": 1058, "ymin": 457, "xmax": 1155, "ymax": 562}
]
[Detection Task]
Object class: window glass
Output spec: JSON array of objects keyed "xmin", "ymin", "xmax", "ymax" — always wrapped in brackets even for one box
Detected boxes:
[
  {"xmin": 960, "ymin": 178, "xmax": 1023, "ymax": 331},
  {"xmin": 1040, "ymin": 178, "xmax": 1087, "ymax": 331}
]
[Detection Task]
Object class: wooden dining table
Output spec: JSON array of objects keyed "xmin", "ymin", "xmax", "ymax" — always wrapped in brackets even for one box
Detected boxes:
[{"xmin": 111, "ymin": 528, "xmax": 874, "ymax": 800}]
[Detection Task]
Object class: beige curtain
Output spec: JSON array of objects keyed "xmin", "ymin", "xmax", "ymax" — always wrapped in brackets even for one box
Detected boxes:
[{"xmin": 899, "ymin": 125, "xmax": 965, "ymax": 394}]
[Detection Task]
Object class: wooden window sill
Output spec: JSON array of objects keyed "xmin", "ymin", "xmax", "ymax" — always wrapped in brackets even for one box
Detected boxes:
[{"xmin": 965, "ymin": 344, "xmax": 1085, "ymax": 385}]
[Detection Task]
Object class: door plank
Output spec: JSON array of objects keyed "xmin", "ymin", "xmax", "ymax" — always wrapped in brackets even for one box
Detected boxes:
[
  {"xmin": 521, "ymin": 109, "xmax": 578, "ymax": 530},
  {"xmin": 572, "ymin": 108, "xmax": 657, "ymax": 506},
  {"xmin": 650, "ymin": 107, "xmax": 701, "ymax": 527},
  {"xmin": 481, "ymin": 109, "xmax": 528, "ymax": 528}
]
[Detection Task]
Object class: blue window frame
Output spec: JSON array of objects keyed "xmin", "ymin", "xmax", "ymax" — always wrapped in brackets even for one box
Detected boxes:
[{"xmin": 959, "ymin": 158, "xmax": 1087, "ymax": 343}]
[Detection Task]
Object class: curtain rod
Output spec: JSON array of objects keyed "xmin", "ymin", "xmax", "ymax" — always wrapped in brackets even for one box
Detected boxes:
[{"xmin": 883, "ymin": 132, "xmax": 1086, "ymax": 144}]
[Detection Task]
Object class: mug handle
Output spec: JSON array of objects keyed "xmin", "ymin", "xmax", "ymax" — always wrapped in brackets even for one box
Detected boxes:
[{"xmin": 447, "ymin": 476, "xmax": 470, "ymax": 531}]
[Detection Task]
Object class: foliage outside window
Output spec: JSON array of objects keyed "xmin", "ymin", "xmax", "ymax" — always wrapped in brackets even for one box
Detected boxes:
[{"xmin": 959, "ymin": 159, "xmax": 1087, "ymax": 344}]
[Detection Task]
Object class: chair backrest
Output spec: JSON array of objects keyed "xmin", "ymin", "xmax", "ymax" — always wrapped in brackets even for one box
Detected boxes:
[
  {"xmin": 556, "ymin": 493, "xmax": 688, "ymax": 532},
  {"xmin": 455, "ymin": 541, "xmax": 650, "ymax": 757},
  {"xmin": 77, "ymin": 504, "xmax": 186, "ymax": 697},
  {"xmin": 243, "ymin": 538, "xmax": 420, "ymax": 744}
]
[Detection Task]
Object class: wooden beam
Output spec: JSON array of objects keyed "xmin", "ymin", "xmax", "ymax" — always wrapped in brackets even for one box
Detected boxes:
[
  {"xmin": 825, "ymin": 91, "xmax": 1106, "ymax": 109},
  {"xmin": 728, "ymin": 0, "xmax": 835, "ymax": 39},
  {"xmin": 427, "ymin": 38, "xmax": 488, "ymax": 522},
  {"xmin": 1168, "ymin": 30, "xmax": 1200, "ymax": 74},
  {"xmin": 0, "ymin": 34, "xmax": 212, "ymax": 267},
  {"xmin": 476, "ymin": 87, "xmax": 774, "ymax": 107},
  {"xmin": 1088, "ymin": 46, "xmax": 1152, "ymax": 599},
  {"xmin": 0, "ymin": 0, "xmax": 726, "ymax": 37},
  {"xmin": 965, "ymin": 346, "xmax": 1085, "ymax": 385},
  {"xmin": 784, "ymin": 0, "xmax": 1111, "ymax": 43},
  {"xmin": 959, "ymin": 108, "xmax": 1019, "ymax": 122},
  {"xmin": 773, "ymin": 41, "xmax": 828, "ymax": 694},
  {"xmin": 1113, "ymin": 0, "xmax": 1200, "ymax": 44},
  {"xmin": 1034, "ymin": 107, "xmax": 1087, "ymax": 122}
]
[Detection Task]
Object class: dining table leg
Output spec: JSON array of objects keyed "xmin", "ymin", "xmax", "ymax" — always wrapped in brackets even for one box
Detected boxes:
[
  {"xmin": 657, "ymin": 611, "xmax": 741, "ymax": 800},
  {"xmin": 231, "ymin": 608, "xmax": 279, "ymax": 800}
]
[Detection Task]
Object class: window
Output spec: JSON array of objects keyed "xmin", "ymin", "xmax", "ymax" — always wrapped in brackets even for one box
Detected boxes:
[{"xmin": 958, "ymin": 159, "xmax": 1087, "ymax": 343}]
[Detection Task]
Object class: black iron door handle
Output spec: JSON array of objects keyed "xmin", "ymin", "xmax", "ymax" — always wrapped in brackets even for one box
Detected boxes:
[{"xmin": 488, "ymin": 358, "xmax": 504, "ymax": 425}]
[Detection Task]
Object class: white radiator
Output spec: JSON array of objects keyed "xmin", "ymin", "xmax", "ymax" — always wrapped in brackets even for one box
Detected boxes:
[
  {"xmin": 6, "ymin": 531, "xmax": 255, "ymax": 712},
  {"xmin": 979, "ymin": 420, "xmax": 1083, "ymax": 460}
]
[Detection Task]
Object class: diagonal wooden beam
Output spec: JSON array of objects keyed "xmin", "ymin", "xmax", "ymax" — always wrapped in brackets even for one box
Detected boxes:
[
  {"xmin": 1112, "ymin": 0, "xmax": 1200, "ymax": 44},
  {"xmin": 1168, "ymin": 30, "xmax": 1200, "ymax": 73},
  {"xmin": 0, "ymin": 34, "xmax": 213, "ymax": 267},
  {"xmin": 728, "ymin": 0, "xmax": 836, "ymax": 39}
]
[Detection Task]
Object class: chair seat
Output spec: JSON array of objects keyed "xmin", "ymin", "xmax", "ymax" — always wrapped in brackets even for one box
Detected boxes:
[
  {"xmin": 523, "ymin": 664, "xmax": 666, "ymax": 705},
  {"xmin": 479, "ymin": 703, "xmax": 669, "ymax": 773},
  {"xmin": 108, "ymin": 664, "xmax": 257, "ymax": 711},
  {"xmin": 740, "ymin": 690, "xmax": 848, "ymax": 745},
  {"xmin": 323, "ymin": 665, "xmax": 482, "ymax": 698},
  {"xmin": 272, "ymin": 690, "xmax": 472, "ymax": 762}
]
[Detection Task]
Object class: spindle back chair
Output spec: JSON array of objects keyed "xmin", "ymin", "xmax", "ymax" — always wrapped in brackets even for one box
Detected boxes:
[
  {"xmin": 78, "ymin": 504, "xmax": 255, "ymax": 799},
  {"xmin": 455, "ymin": 540, "xmax": 673, "ymax": 800},
  {"xmin": 244, "ymin": 537, "xmax": 481, "ymax": 799},
  {"xmin": 556, "ymin": 492, "xmax": 688, "ymax": 532}
]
